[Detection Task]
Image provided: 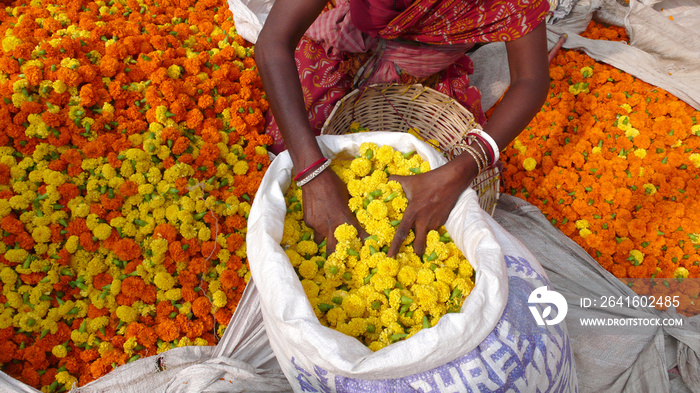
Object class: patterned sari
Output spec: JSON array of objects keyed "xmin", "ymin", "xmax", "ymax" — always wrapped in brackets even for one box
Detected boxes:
[{"xmin": 265, "ymin": 0, "xmax": 551, "ymax": 153}]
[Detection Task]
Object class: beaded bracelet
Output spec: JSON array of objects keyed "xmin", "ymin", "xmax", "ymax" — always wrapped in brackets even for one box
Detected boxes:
[
  {"xmin": 466, "ymin": 129, "xmax": 499, "ymax": 165},
  {"xmin": 294, "ymin": 157, "xmax": 328, "ymax": 182},
  {"xmin": 296, "ymin": 158, "xmax": 331, "ymax": 187}
]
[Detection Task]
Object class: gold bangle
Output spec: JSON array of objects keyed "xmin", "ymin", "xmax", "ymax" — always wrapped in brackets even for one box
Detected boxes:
[
  {"xmin": 469, "ymin": 136, "xmax": 490, "ymax": 166},
  {"xmin": 453, "ymin": 143, "xmax": 485, "ymax": 173}
]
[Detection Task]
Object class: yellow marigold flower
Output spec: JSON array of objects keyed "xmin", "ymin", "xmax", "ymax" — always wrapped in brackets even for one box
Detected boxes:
[
  {"xmin": 370, "ymin": 274, "xmax": 395, "ymax": 293},
  {"xmin": 324, "ymin": 256, "xmax": 345, "ymax": 278},
  {"xmin": 575, "ymin": 219, "xmax": 589, "ymax": 229},
  {"xmin": 31, "ymin": 225, "xmax": 51, "ymax": 243},
  {"xmin": 434, "ymin": 267, "xmax": 456, "ymax": 285},
  {"xmin": 116, "ymin": 305, "xmax": 139, "ymax": 323},
  {"xmin": 9, "ymin": 194, "xmax": 30, "ymax": 210},
  {"xmin": 391, "ymin": 195, "xmax": 408, "ymax": 213},
  {"xmin": 212, "ymin": 290, "xmax": 227, "ymax": 308},
  {"xmin": 523, "ymin": 157, "xmax": 537, "ymax": 171},
  {"xmin": 165, "ymin": 288, "xmax": 181, "ymax": 301},
  {"xmin": 349, "ymin": 157, "xmax": 371, "ymax": 177},
  {"xmin": 458, "ymin": 260, "xmax": 474, "ymax": 278},
  {"xmin": 580, "ymin": 66, "xmax": 593, "ymax": 78},
  {"xmin": 167, "ymin": 64, "xmax": 182, "ymax": 79},
  {"xmin": 416, "ymin": 268, "xmax": 435, "ymax": 285},
  {"xmin": 413, "ymin": 284, "xmax": 439, "ymax": 309},
  {"xmin": 376, "ymin": 257, "xmax": 399, "ymax": 277},
  {"xmin": 395, "ymin": 266, "xmax": 416, "ymax": 288},
  {"xmin": 87, "ymin": 316, "xmax": 110, "ymax": 333},
  {"xmin": 327, "ymin": 307, "xmax": 348, "ymax": 326},
  {"xmin": 432, "ymin": 281, "xmax": 451, "ymax": 303},
  {"xmin": 379, "ymin": 308, "xmax": 398, "ymax": 327},
  {"xmin": 284, "ymin": 250, "xmax": 304, "ymax": 268},
  {"xmin": 154, "ymin": 271, "xmax": 176, "ymax": 291},
  {"xmin": 375, "ymin": 145, "xmax": 395, "ymax": 166},
  {"xmin": 674, "ymin": 267, "xmax": 689, "ymax": 279},
  {"xmin": 346, "ymin": 179, "xmax": 367, "ymax": 198},
  {"xmin": 625, "ymin": 127, "xmax": 640, "ymax": 138},
  {"xmin": 634, "ymin": 149, "xmax": 647, "ymax": 159},
  {"xmin": 51, "ymin": 344, "xmax": 68, "ymax": 359},
  {"xmin": 629, "ymin": 249, "xmax": 644, "ymax": 265},
  {"xmin": 295, "ymin": 240, "xmax": 318, "ymax": 256},
  {"xmin": 579, "ymin": 228, "xmax": 592, "ymax": 238},
  {"xmin": 300, "ymin": 279, "xmax": 319, "ymax": 299},
  {"xmin": 0, "ymin": 267, "xmax": 17, "ymax": 285},
  {"xmin": 4, "ymin": 249, "xmax": 28, "ymax": 263},
  {"xmin": 334, "ymin": 224, "xmax": 357, "ymax": 244},
  {"xmin": 336, "ymin": 317, "xmax": 367, "ymax": 338},
  {"xmin": 298, "ymin": 260, "xmax": 318, "ymax": 279},
  {"xmin": 70, "ymin": 330, "xmax": 89, "ymax": 345},
  {"xmin": 56, "ymin": 371, "xmax": 76, "ymax": 389},
  {"xmin": 150, "ymin": 238, "xmax": 168, "ymax": 256},
  {"xmin": 368, "ymin": 341, "xmax": 386, "ymax": 351},
  {"xmin": 688, "ymin": 153, "xmax": 700, "ymax": 168},
  {"xmin": 349, "ymin": 196, "xmax": 364, "ymax": 212},
  {"xmin": 92, "ymin": 223, "xmax": 112, "ymax": 241},
  {"xmin": 643, "ymin": 183, "xmax": 657, "ymax": 195},
  {"xmin": 366, "ymin": 199, "xmax": 388, "ymax": 220},
  {"xmin": 233, "ymin": 161, "xmax": 248, "ymax": 175},
  {"xmin": 358, "ymin": 142, "xmax": 379, "ymax": 160},
  {"xmin": 198, "ymin": 226, "xmax": 211, "ymax": 242},
  {"xmin": 342, "ymin": 293, "xmax": 366, "ymax": 318}
]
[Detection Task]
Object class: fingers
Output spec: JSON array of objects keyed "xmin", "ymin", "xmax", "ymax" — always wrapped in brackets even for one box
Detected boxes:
[
  {"xmin": 325, "ymin": 232, "xmax": 337, "ymax": 255},
  {"xmin": 412, "ymin": 219, "xmax": 428, "ymax": 258},
  {"xmin": 388, "ymin": 213, "xmax": 412, "ymax": 258}
]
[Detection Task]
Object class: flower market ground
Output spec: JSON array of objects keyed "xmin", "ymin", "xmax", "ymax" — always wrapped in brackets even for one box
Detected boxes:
[{"xmin": 0, "ymin": 0, "xmax": 697, "ymax": 390}]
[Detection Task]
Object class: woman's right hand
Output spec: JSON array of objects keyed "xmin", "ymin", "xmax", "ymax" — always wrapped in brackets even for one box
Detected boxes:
[{"xmin": 301, "ymin": 168, "xmax": 367, "ymax": 254}]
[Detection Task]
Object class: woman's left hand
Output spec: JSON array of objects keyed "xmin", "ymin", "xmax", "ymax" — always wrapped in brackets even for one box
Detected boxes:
[{"xmin": 387, "ymin": 155, "xmax": 478, "ymax": 257}]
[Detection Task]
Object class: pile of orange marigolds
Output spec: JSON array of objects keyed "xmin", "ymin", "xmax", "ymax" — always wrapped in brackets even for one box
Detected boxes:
[
  {"xmin": 500, "ymin": 21, "xmax": 700, "ymax": 316},
  {"xmin": 0, "ymin": 0, "xmax": 270, "ymax": 390},
  {"xmin": 0, "ymin": 0, "xmax": 698, "ymax": 388}
]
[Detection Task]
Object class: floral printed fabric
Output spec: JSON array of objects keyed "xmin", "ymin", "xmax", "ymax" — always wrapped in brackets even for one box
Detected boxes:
[{"xmin": 379, "ymin": 0, "xmax": 551, "ymax": 44}]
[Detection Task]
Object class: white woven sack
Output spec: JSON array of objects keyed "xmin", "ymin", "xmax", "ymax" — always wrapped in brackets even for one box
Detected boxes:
[{"xmin": 247, "ymin": 132, "xmax": 577, "ymax": 391}]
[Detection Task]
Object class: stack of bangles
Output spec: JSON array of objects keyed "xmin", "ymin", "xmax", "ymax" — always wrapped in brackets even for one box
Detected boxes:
[
  {"xmin": 454, "ymin": 129, "xmax": 500, "ymax": 173},
  {"xmin": 294, "ymin": 157, "xmax": 332, "ymax": 187}
]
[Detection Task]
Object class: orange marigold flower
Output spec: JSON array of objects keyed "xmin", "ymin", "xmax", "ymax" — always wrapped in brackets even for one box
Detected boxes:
[
  {"xmin": 119, "ymin": 181, "xmax": 139, "ymax": 197},
  {"xmin": 156, "ymin": 319, "xmax": 180, "ymax": 342},
  {"xmin": 192, "ymin": 296, "xmax": 212, "ymax": 318},
  {"xmin": 121, "ymin": 276, "xmax": 146, "ymax": 297},
  {"xmin": 113, "ymin": 238, "xmax": 142, "ymax": 261},
  {"xmin": 168, "ymin": 241, "xmax": 188, "ymax": 262}
]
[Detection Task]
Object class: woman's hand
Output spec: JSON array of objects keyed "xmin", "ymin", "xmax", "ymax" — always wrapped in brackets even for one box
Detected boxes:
[
  {"xmin": 301, "ymin": 169, "xmax": 368, "ymax": 254},
  {"xmin": 387, "ymin": 155, "xmax": 478, "ymax": 257}
]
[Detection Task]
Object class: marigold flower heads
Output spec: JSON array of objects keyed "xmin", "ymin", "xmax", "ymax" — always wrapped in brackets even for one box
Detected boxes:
[
  {"xmin": 284, "ymin": 141, "xmax": 475, "ymax": 349},
  {"xmin": 497, "ymin": 20, "xmax": 700, "ymax": 317},
  {"xmin": 0, "ymin": 0, "xmax": 269, "ymax": 388}
]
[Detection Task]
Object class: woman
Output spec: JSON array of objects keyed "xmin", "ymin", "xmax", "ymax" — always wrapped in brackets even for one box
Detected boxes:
[{"xmin": 254, "ymin": 0, "xmax": 551, "ymax": 257}]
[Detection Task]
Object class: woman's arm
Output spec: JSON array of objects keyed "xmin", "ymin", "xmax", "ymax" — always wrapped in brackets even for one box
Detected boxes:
[
  {"xmin": 255, "ymin": 0, "xmax": 367, "ymax": 251},
  {"xmin": 388, "ymin": 22, "xmax": 550, "ymax": 257}
]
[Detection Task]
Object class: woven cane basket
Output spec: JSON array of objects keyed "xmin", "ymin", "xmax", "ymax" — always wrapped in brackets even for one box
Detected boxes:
[{"xmin": 321, "ymin": 83, "xmax": 500, "ymax": 215}]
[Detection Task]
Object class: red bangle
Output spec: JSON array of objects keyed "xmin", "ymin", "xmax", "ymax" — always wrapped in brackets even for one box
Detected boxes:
[{"xmin": 294, "ymin": 157, "xmax": 328, "ymax": 182}]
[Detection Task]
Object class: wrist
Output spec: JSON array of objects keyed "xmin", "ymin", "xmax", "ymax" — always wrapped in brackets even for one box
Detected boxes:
[{"xmin": 441, "ymin": 154, "xmax": 479, "ymax": 188}]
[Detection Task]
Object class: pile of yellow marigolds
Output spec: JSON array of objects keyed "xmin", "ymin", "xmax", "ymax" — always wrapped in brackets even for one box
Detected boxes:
[
  {"xmin": 0, "ymin": 0, "xmax": 270, "ymax": 390},
  {"xmin": 282, "ymin": 142, "xmax": 475, "ymax": 351},
  {"xmin": 499, "ymin": 22, "xmax": 700, "ymax": 316}
]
